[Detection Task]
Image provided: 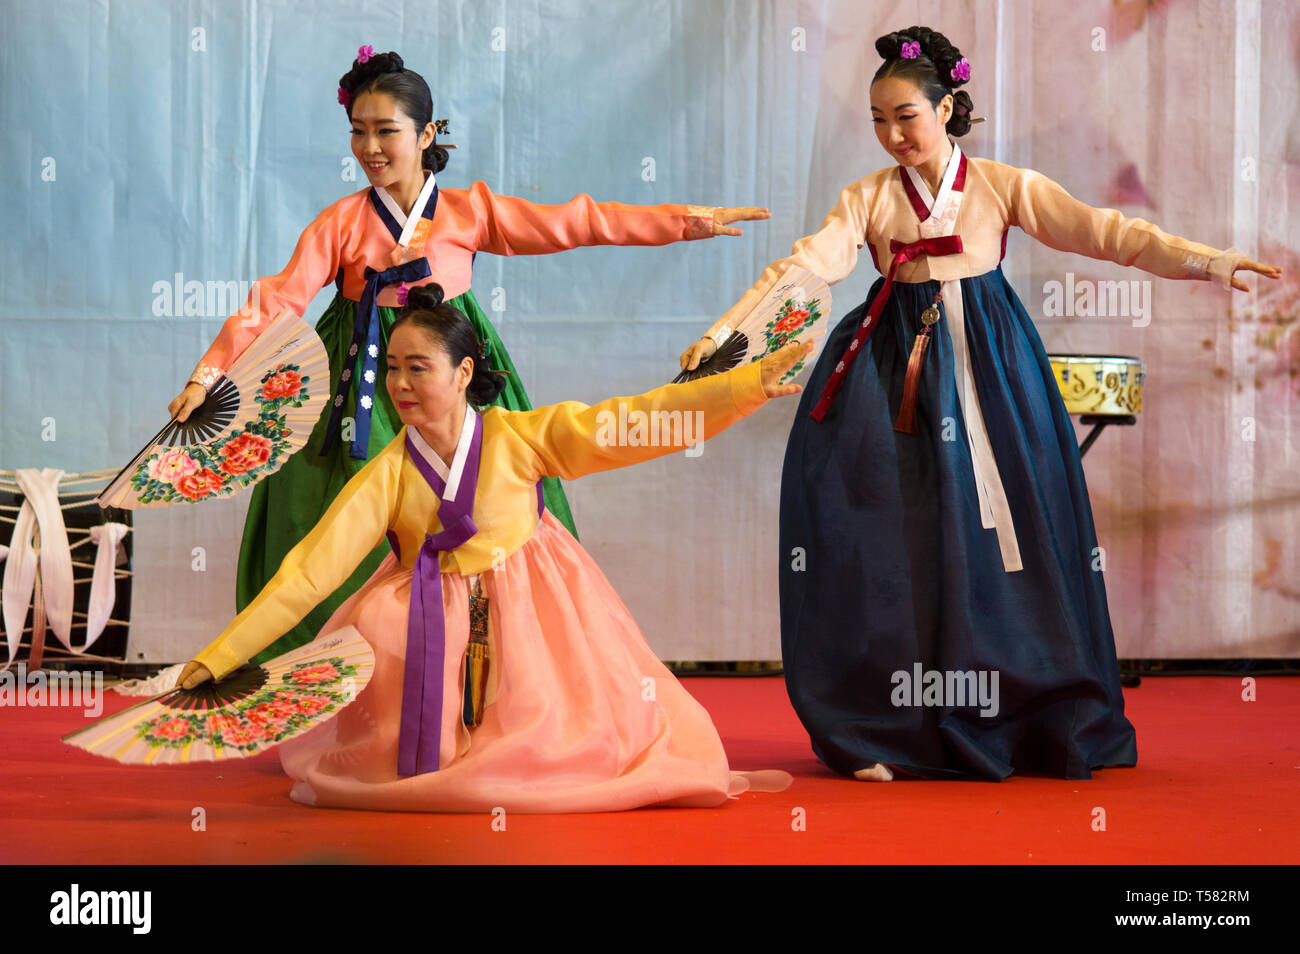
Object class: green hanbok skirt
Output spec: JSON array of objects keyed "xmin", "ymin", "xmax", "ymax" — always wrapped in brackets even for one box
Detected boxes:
[{"xmin": 236, "ymin": 288, "xmax": 577, "ymax": 665}]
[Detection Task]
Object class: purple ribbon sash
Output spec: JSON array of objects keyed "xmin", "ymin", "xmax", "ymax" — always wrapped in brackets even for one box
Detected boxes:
[{"xmin": 389, "ymin": 418, "xmax": 545, "ymax": 777}]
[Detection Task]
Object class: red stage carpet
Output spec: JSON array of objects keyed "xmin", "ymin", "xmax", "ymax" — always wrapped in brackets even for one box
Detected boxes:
[{"xmin": 1, "ymin": 675, "xmax": 1295, "ymax": 864}]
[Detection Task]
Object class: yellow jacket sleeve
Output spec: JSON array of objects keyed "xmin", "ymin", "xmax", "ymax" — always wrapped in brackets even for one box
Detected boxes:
[
  {"xmin": 191, "ymin": 443, "xmax": 403, "ymax": 680},
  {"xmin": 499, "ymin": 360, "xmax": 770, "ymax": 482}
]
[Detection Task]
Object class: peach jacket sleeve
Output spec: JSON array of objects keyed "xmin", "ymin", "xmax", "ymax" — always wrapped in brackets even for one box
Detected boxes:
[
  {"xmin": 186, "ymin": 186, "xmax": 718, "ymax": 389},
  {"xmin": 696, "ymin": 160, "xmax": 1242, "ymax": 345},
  {"xmin": 698, "ymin": 180, "xmax": 872, "ymax": 344},
  {"xmin": 464, "ymin": 180, "xmax": 715, "ymax": 257},
  {"xmin": 186, "ymin": 204, "xmax": 344, "ymax": 390},
  {"xmin": 1002, "ymin": 167, "xmax": 1243, "ymax": 286}
]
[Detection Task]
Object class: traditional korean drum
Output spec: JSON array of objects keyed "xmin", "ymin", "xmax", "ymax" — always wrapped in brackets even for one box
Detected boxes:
[{"xmin": 1047, "ymin": 354, "xmax": 1144, "ymax": 416}]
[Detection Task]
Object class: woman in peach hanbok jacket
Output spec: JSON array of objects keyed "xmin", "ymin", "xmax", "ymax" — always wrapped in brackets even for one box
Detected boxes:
[
  {"xmin": 167, "ymin": 47, "xmax": 768, "ymax": 665},
  {"xmin": 680, "ymin": 26, "xmax": 1280, "ymax": 783}
]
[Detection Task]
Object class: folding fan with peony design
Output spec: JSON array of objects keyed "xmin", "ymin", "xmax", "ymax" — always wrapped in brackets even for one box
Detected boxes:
[
  {"xmin": 62, "ymin": 627, "xmax": 374, "ymax": 764},
  {"xmin": 673, "ymin": 266, "xmax": 832, "ymax": 385},
  {"xmin": 96, "ymin": 309, "xmax": 328, "ymax": 508}
]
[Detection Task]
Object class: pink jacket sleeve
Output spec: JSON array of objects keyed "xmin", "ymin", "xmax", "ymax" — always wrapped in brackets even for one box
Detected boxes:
[
  {"xmin": 186, "ymin": 206, "xmax": 343, "ymax": 389},
  {"xmin": 465, "ymin": 180, "xmax": 716, "ymax": 256}
]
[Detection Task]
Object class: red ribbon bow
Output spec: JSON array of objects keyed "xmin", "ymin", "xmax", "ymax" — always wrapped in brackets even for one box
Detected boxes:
[{"xmin": 810, "ymin": 234, "xmax": 964, "ymax": 421}]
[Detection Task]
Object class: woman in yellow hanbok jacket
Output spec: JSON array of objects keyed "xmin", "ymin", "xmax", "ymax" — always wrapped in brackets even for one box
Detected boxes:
[{"xmin": 177, "ymin": 284, "xmax": 806, "ymax": 813}]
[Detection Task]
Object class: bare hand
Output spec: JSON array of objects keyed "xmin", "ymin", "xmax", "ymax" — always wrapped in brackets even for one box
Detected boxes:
[
  {"xmin": 760, "ymin": 340, "xmax": 815, "ymax": 398},
  {"xmin": 680, "ymin": 336, "xmax": 718, "ymax": 372},
  {"xmin": 1230, "ymin": 258, "xmax": 1283, "ymax": 292},
  {"xmin": 712, "ymin": 206, "xmax": 771, "ymax": 237},
  {"xmin": 167, "ymin": 382, "xmax": 208, "ymax": 424},
  {"xmin": 174, "ymin": 661, "xmax": 212, "ymax": 691}
]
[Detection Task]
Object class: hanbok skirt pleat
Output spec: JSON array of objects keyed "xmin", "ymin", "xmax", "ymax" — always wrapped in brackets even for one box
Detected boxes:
[
  {"xmin": 237, "ymin": 289, "xmax": 578, "ymax": 665},
  {"xmin": 277, "ymin": 512, "xmax": 776, "ymax": 812},
  {"xmin": 779, "ymin": 268, "xmax": 1138, "ymax": 780}
]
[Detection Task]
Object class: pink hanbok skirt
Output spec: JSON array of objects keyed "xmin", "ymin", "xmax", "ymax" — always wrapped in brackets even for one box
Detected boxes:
[{"xmin": 278, "ymin": 512, "xmax": 788, "ymax": 812}]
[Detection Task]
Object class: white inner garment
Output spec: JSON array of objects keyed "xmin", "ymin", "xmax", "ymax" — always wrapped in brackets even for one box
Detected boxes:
[
  {"xmin": 407, "ymin": 409, "xmax": 478, "ymax": 503},
  {"xmin": 904, "ymin": 145, "xmax": 1023, "ymax": 573},
  {"xmin": 376, "ymin": 170, "xmax": 438, "ymax": 245}
]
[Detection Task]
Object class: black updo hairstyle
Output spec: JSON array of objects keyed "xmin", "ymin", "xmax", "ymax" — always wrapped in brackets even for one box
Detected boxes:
[
  {"xmin": 339, "ymin": 50, "xmax": 449, "ymax": 174},
  {"xmin": 391, "ymin": 284, "xmax": 507, "ymax": 407},
  {"xmin": 873, "ymin": 26, "xmax": 975, "ymax": 138}
]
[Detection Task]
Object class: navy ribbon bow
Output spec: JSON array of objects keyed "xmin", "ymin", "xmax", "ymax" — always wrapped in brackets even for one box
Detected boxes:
[{"xmin": 320, "ymin": 258, "xmax": 431, "ymax": 459}]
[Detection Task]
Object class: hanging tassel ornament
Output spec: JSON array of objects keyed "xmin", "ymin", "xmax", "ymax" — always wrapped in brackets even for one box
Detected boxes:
[
  {"xmin": 462, "ymin": 576, "xmax": 491, "ymax": 727},
  {"xmin": 894, "ymin": 290, "xmax": 942, "ymax": 434}
]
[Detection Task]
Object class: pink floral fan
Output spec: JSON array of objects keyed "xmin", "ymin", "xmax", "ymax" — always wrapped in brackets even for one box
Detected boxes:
[
  {"xmin": 62, "ymin": 627, "xmax": 374, "ymax": 765},
  {"xmin": 674, "ymin": 266, "xmax": 831, "ymax": 385},
  {"xmin": 96, "ymin": 309, "xmax": 328, "ymax": 508}
]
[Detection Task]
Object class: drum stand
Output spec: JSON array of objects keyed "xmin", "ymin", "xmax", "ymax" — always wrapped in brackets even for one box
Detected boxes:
[
  {"xmin": 1077, "ymin": 414, "xmax": 1137, "ymax": 458},
  {"xmin": 1075, "ymin": 414, "xmax": 1142, "ymax": 687}
]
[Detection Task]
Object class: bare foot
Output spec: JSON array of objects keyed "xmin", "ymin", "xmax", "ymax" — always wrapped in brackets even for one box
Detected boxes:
[{"xmin": 852, "ymin": 763, "xmax": 894, "ymax": 782}]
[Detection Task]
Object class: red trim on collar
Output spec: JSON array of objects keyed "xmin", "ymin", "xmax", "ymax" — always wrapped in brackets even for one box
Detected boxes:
[
  {"xmin": 897, "ymin": 150, "xmax": 968, "ymax": 223},
  {"xmin": 952, "ymin": 150, "xmax": 968, "ymax": 192},
  {"xmin": 899, "ymin": 166, "xmax": 930, "ymax": 221}
]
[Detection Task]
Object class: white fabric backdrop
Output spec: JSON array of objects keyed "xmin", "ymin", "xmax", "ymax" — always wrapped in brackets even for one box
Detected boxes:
[{"xmin": 1, "ymin": 0, "xmax": 1296, "ymax": 661}]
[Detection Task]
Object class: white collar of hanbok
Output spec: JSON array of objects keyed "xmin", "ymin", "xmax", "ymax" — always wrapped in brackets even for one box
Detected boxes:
[
  {"xmin": 407, "ymin": 408, "xmax": 478, "ymax": 502},
  {"xmin": 903, "ymin": 140, "xmax": 963, "ymax": 213},
  {"xmin": 376, "ymin": 170, "xmax": 438, "ymax": 247}
]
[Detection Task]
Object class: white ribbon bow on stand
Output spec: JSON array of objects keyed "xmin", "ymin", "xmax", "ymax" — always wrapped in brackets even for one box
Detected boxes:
[{"xmin": 1, "ymin": 468, "xmax": 131, "ymax": 670}]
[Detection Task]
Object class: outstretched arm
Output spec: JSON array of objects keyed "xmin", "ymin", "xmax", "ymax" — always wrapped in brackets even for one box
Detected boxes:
[
  {"xmin": 502, "ymin": 341, "xmax": 810, "ymax": 482},
  {"xmin": 1007, "ymin": 167, "xmax": 1281, "ymax": 290},
  {"xmin": 169, "ymin": 204, "xmax": 344, "ymax": 424},
  {"xmin": 466, "ymin": 180, "xmax": 766, "ymax": 255},
  {"xmin": 682, "ymin": 180, "xmax": 871, "ymax": 372},
  {"xmin": 182, "ymin": 207, "xmax": 341, "ymax": 389},
  {"xmin": 178, "ymin": 443, "xmax": 402, "ymax": 686}
]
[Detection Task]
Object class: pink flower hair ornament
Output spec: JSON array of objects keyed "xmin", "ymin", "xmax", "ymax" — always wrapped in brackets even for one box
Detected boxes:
[
  {"xmin": 357, "ymin": 45, "xmax": 374, "ymax": 63},
  {"xmin": 900, "ymin": 40, "xmax": 921, "ymax": 59},
  {"xmin": 950, "ymin": 58, "xmax": 971, "ymax": 82},
  {"xmin": 337, "ymin": 86, "xmax": 351, "ymax": 107},
  {"xmin": 396, "ymin": 283, "xmax": 410, "ymax": 306}
]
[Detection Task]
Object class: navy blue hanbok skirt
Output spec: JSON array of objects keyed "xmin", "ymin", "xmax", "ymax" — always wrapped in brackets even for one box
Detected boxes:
[{"xmin": 779, "ymin": 268, "xmax": 1138, "ymax": 780}]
